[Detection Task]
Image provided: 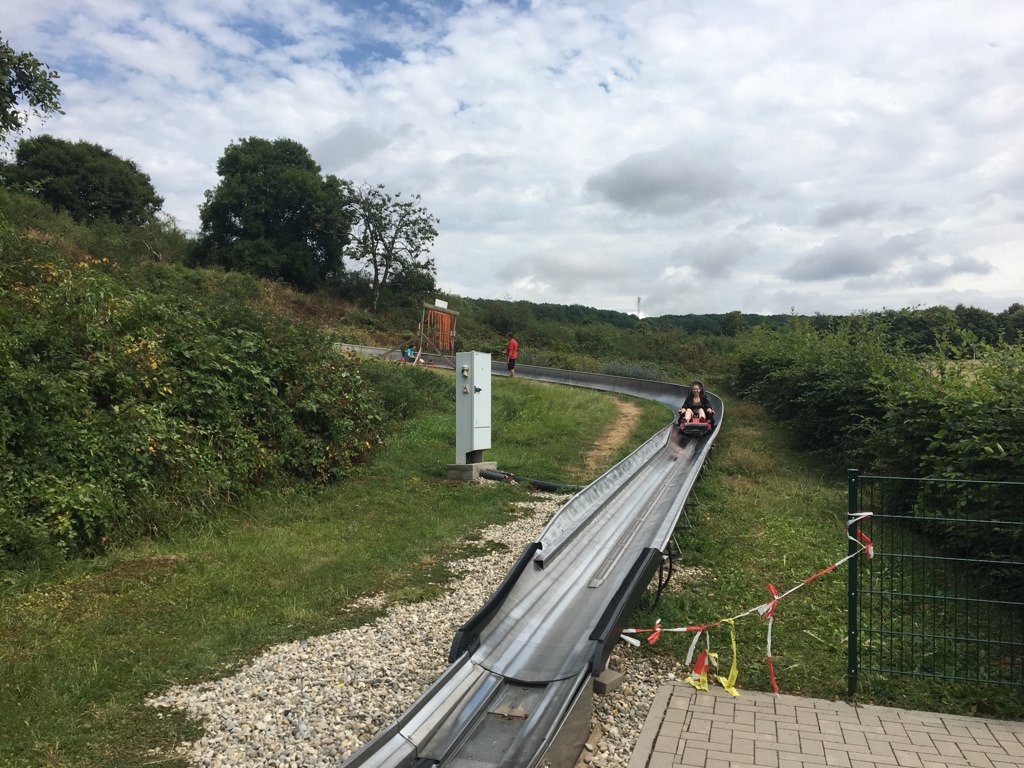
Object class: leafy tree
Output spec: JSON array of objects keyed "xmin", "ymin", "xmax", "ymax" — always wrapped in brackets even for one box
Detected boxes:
[
  {"xmin": 346, "ymin": 183, "xmax": 439, "ymax": 311},
  {"xmin": 878, "ymin": 306, "xmax": 960, "ymax": 353},
  {"xmin": 376, "ymin": 259, "xmax": 438, "ymax": 309},
  {"xmin": 2, "ymin": 135, "xmax": 163, "ymax": 224},
  {"xmin": 194, "ymin": 137, "xmax": 352, "ymax": 291},
  {"xmin": 649, "ymin": 312, "xmax": 790, "ymax": 334},
  {"xmin": 953, "ymin": 304, "xmax": 1000, "ymax": 346},
  {"xmin": 998, "ymin": 303, "xmax": 1024, "ymax": 344},
  {"xmin": 720, "ymin": 310, "xmax": 748, "ymax": 337},
  {"xmin": 0, "ymin": 38, "xmax": 62, "ymax": 141},
  {"xmin": 482, "ymin": 301, "xmax": 523, "ymax": 338}
]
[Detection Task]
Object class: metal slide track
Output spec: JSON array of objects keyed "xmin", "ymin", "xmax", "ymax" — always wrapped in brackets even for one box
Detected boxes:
[{"xmin": 338, "ymin": 348, "xmax": 721, "ymax": 768}]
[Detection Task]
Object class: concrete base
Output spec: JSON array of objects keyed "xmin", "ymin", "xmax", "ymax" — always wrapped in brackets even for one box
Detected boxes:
[
  {"xmin": 593, "ymin": 668, "xmax": 624, "ymax": 695},
  {"xmin": 447, "ymin": 461, "xmax": 498, "ymax": 483}
]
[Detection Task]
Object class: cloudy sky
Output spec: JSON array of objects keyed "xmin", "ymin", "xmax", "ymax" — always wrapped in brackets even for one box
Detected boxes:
[{"xmin": 6, "ymin": 0, "xmax": 1023, "ymax": 317}]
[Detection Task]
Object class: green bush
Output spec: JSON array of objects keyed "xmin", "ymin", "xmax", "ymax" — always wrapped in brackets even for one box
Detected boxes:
[
  {"xmin": 0, "ymin": 185, "xmax": 190, "ymax": 267},
  {"xmin": 853, "ymin": 342, "xmax": 1024, "ymax": 480},
  {"xmin": 872, "ymin": 344, "xmax": 1024, "ymax": 597},
  {"xmin": 0, "ymin": 210, "xmax": 384, "ymax": 566},
  {"xmin": 729, "ymin": 320, "xmax": 1024, "ymax": 583},
  {"xmin": 599, "ymin": 359, "xmax": 672, "ymax": 381},
  {"xmin": 730, "ymin": 317, "xmax": 909, "ymax": 459}
]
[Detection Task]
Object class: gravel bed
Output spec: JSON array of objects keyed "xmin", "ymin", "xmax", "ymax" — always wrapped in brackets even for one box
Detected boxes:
[{"xmin": 148, "ymin": 494, "xmax": 680, "ymax": 768}]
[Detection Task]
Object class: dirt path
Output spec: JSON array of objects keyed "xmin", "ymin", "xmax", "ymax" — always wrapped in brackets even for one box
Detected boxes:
[{"xmin": 577, "ymin": 398, "xmax": 642, "ymax": 479}]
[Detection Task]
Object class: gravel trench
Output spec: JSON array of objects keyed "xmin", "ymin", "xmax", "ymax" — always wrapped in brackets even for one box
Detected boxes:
[{"xmin": 148, "ymin": 495, "xmax": 682, "ymax": 768}]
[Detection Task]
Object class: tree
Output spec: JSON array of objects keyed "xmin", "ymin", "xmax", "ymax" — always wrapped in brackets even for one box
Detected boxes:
[
  {"xmin": 2, "ymin": 135, "xmax": 163, "ymax": 224},
  {"xmin": 720, "ymin": 310, "xmax": 748, "ymax": 337},
  {"xmin": 879, "ymin": 306, "xmax": 959, "ymax": 353},
  {"xmin": 1, "ymin": 38, "xmax": 62, "ymax": 141},
  {"xmin": 998, "ymin": 303, "xmax": 1024, "ymax": 344},
  {"xmin": 346, "ymin": 183, "xmax": 439, "ymax": 311},
  {"xmin": 194, "ymin": 137, "xmax": 352, "ymax": 291},
  {"xmin": 953, "ymin": 304, "xmax": 1000, "ymax": 345},
  {"xmin": 379, "ymin": 259, "xmax": 438, "ymax": 309}
]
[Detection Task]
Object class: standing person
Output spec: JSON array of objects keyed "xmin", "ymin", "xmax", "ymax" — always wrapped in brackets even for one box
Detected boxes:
[{"xmin": 503, "ymin": 333, "xmax": 519, "ymax": 378}]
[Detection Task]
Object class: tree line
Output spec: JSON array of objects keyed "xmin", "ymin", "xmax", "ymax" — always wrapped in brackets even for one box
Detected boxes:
[{"xmin": 0, "ymin": 37, "xmax": 439, "ymax": 311}]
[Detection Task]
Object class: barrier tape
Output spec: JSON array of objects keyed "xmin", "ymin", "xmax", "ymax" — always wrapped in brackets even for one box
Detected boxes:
[
  {"xmin": 766, "ymin": 653, "xmax": 779, "ymax": 696},
  {"xmin": 621, "ymin": 514, "xmax": 874, "ymax": 697},
  {"xmin": 685, "ymin": 630, "xmax": 702, "ymax": 667},
  {"xmin": 651, "ymin": 618, "xmax": 665, "ymax": 644},
  {"xmin": 764, "ymin": 583, "xmax": 780, "ymax": 695},
  {"xmin": 848, "ymin": 512, "xmax": 874, "ymax": 558},
  {"xmin": 855, "ymin": 529, "xmax": 874, "ymax": 558},
  {"xmin": 686, "ymin": 648, "xmax": 712, "ymax": 692}
]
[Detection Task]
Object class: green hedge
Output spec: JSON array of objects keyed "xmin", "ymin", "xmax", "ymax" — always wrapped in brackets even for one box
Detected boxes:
[
  {"xmin": 729, "ymin": 317, "xmax": 912, "ymax": 459},
  {"xmin": 863, "ymin": 344, "xmax": 1024, "ymax": 479}
]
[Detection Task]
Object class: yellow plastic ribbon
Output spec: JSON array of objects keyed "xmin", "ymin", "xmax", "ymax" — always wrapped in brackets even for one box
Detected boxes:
[
  {"xmin": 686, "ymin": 671, "xmax": 709, "ymax": 692},
  {"xmin": 715, "ymin": 619, "xmax": 741, "ymax": 697}
]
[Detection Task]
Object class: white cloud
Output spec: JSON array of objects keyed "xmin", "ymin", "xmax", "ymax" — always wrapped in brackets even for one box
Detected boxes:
[{"xmin": 5, "ymin": 0, "xmax": 1024, "ymax": 316}]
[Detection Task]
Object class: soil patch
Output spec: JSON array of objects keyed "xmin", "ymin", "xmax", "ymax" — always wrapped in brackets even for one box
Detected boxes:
[{"xmin": 576, "ymin": 398, "xmax": 642, "ymax": 480}]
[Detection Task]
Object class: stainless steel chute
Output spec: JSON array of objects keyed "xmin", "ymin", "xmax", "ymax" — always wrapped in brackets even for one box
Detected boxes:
[{"xmin": 338, "ymin": 352, "xmax": 721, "ymax": 768}]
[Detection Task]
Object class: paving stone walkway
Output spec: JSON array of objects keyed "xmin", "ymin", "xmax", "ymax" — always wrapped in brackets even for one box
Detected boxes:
[{"xmin": 628, "ymin": 683, "xmax": 1024, "ymax": 768}]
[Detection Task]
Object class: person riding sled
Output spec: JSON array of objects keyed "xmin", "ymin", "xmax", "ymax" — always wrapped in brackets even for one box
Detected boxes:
[{"xmin": 679, "ymin": 381, "xmax": 714, "ymax": 424}]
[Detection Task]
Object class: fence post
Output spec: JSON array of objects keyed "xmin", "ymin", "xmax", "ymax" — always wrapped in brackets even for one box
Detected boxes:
[{"xmin": 847, "ymin": 468, "xmax": 859, "ymax": 698}]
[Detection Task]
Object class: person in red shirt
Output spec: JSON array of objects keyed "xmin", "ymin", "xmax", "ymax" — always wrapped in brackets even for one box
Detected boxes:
[{"xmin": 503, "ymin": 334, "xmax": 519, "ymax": 378}]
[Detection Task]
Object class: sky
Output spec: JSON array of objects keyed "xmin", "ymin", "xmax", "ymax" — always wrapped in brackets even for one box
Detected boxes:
[{"xmin": 5, "ymin": 0, "xmax": 1024, "ymax": 317}]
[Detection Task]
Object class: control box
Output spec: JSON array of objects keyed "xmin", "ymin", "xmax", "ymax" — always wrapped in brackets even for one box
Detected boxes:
[{"xmin": 454, "ymin": 351, "xmax": 492, "ymax": 464}]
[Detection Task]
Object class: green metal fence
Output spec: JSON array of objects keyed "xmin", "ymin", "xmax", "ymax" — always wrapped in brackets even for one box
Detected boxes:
[{"xmin": 847, "ymin": 469, "xmax": 1024, "ymax": 697}]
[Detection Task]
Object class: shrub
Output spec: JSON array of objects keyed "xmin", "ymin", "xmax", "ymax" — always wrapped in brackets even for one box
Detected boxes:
[
  {"xmin": 357, "ymin": 357, "xmax": 450, "ymax": 418},
  {"xmin": 730, "ymin": 317, "xmax": 910, "ymax": 459},
  {"xmin": 599, "ymin": 360, "xmax": 672, "ymax": 381},
  {"xmin": 0, "ymin": 211, "xmax": 384, "ymax": 566},
  {"xmin": 729, "ymin": 320, "xmax": 1024, "ymax": 583},
  {"xmin": 864, "ymin": 344, "xmax": 1024, "ymax": 480}
]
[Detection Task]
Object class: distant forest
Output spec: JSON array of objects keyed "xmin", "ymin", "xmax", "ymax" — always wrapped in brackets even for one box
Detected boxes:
[{"xmin": 452, "ymin": 296, "xmax": 1024, "ymax": 353}]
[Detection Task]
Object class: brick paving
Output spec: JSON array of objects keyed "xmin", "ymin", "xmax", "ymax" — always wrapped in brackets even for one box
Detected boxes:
[{"xmin": 627, "ymin": 683, "xmax": 1024, "ymax": 768}]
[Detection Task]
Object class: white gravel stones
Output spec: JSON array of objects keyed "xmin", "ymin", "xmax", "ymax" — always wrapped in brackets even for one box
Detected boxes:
[{"xmin": 148, "ymin": 495, "xmax": 680, "ymax": 768}]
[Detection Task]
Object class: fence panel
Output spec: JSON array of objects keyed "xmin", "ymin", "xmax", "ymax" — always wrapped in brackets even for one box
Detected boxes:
[{"xmin": 848, "ymin": 470, "xmax": 1024, "ymax": 696}]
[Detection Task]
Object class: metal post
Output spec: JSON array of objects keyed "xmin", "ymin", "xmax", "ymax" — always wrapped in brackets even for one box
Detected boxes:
[{"xmin": 847, "ymin": 468, "xmax": 859, "ymax": 698}]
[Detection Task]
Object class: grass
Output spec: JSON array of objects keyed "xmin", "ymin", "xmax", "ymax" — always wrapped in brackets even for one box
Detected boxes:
[
  {"xmin": 631, "ymin": 394, "xmax": 1024, "ymax": 718},
  {"xmin": 0, "ymin": 375, "xmax": 669, "ymax": 768},
  {"xmin": 631, "ymin": 397, "xmax": 851, "ymax": 698}
]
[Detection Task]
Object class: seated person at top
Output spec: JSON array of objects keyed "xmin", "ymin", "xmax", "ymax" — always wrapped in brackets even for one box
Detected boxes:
[{"xmin": 679, "ymin": 381, "xmax": 714, "ymax": 423}]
